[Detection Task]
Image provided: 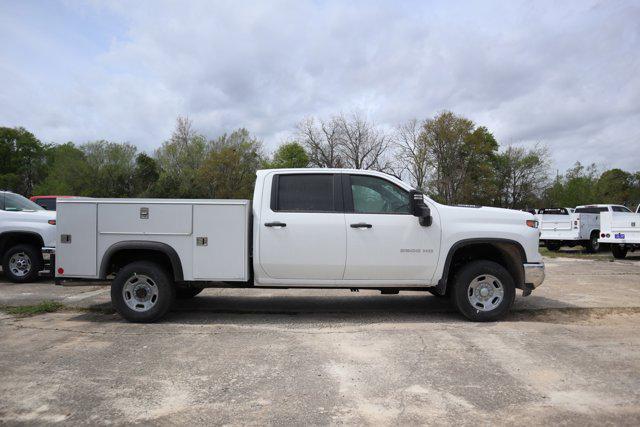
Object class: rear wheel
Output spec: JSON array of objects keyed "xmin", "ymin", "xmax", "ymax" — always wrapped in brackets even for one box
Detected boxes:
[
  {"xmin": 451, "ymin": 260, "xmax": 515, "ymax": 322},
  {"xmin": 585, "ymin": 232, "xmax": 600, "ymax": 253},
  {"xmin": 546, "ymin": 242, "xmax": 561, "ymax": 251},
  {"xmin": 2, "ymin": 244, "xmax": 42, "ymax": 283},
  {"xmin": 611, "ymin": 244, "xmax": 628, "ymax": 259},
  {"xmin": 111, "ymin": 261, "xmax": 175, "ymax": 323},
  {"xmin": 176, "ymin": 286, "xmax": 204, "ymax": 299}
]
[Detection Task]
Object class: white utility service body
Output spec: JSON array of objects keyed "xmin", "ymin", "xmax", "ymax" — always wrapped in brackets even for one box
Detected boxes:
[
  {"xmin": 56, "ymin": 199, "xmax": 250, "ymax": 281},
  {"xmin": 54, "ymin": 168, "xmax": 545, "ymax": 322},
  {"xmin": 598, "ymin": 206, "xmax": 640, "ymax": 259},
  {"xmin": 539, "ymin": 205, "xmax": 626, "ymax": 252}
]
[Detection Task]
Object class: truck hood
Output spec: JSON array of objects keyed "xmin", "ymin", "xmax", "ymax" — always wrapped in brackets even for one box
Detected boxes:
[
  {"xmin": 14, "ymin": 209, "xmax": 56, "ymax": 224},
  {"xmin": 436, "ymin": 204, "xmax": 531, "ymax": 225}
]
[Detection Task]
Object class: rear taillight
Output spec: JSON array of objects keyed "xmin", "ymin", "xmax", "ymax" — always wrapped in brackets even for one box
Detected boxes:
[
  {"xmin": 601, "ymin": 233, "xmax": 605, "ymax": 238},
  {"xmin": 57, "ymin": 267, "xmax": 64, "ymax": 275},
  {"xmin": 48, "ymin": 219, "xmax": 56, "ymax": 225},
  {"xmin": 606, "ymin": 234, "xmax": 611, "ymax": 238}
]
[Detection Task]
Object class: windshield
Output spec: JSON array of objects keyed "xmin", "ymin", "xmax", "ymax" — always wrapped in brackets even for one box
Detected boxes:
[{"xmin": 2, "ymin": 193, "xmax": 44, "ymax": 212}]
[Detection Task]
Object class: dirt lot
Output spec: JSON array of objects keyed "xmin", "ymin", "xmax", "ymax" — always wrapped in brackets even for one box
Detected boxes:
[{"xmin": 1, "ymin": 254, "xmax": 640, "ymax": 425}]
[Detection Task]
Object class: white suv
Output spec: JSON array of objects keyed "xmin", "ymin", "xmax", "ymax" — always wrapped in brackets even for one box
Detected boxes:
[{"xmin": 0, "ymin": 191, "xmax": 56, "ymax": 282}]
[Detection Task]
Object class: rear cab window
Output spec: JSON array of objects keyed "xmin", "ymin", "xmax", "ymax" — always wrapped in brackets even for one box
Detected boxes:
[
  {"xmin": 34, "ymin": 198, "xmax": 57, "ymax": 210},
  {"xmin": 271, "ymin": 174, "xmax": 342, "ymax": 213},
  {"xmin": 539, "ymin": 208, "xmax": 569, "ymax": 215},
  {"xmin": 575, "ymin": 206, "xmax": 609, "ymax": 214}
]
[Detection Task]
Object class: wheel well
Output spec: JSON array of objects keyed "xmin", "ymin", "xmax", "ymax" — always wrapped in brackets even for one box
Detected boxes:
[
  {"xmin": 442, "ymin": 242, "xmax": 525, "ymax": 295},
  {"xmin": 102, "ymin": 248, "xmax": 182, "ymax": 281},
  {"xmin": 0, "ymin": 232, "xmax": 44, "ymax": 259}
]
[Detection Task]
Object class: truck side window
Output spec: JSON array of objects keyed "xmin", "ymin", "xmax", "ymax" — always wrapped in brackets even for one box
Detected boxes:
[
  {"xmin": 612, "ymin": 206, "xmax": 631, "ymax": 213},
  {"xmin": 275, "ymin": 174, "xmax": 334, "ymax": 212},
  {"xmin": 349, "ymin": 175, "xmax": 410, "ymax": 214}
]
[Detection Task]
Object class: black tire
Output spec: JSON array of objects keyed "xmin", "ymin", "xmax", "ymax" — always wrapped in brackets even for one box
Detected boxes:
[
  {"xmin": 585, "ymin": 232, "xmax": 600, "ymax": 253},
  {"xmin": 175, "ymin": 286, "xmax": 204, "ymax": 299},
  {"xmin": 111, "ymin": 261, "xmax": 175, "ymax": 323},
  {"xmin": 611, "ymin": 245, "xmax": 628, "ymax": 259},
  {"xmin": 546, "ymin": 242, "xmax": 561, "ymax": 251},
  {"xmin": 451, "ymin": 260, "xmax": 516, "ymax": 322},
  {"xmin": 2, "ymin": 244, "xmax": 42, "ymax": 283}
]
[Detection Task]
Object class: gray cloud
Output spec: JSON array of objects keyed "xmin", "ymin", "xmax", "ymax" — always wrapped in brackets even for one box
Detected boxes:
[{"xmin": 1, "ymin": 0, "xmax": 638, "ymax": 171}]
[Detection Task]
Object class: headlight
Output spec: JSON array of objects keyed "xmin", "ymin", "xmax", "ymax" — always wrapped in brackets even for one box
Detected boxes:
[{"xmin": 526, "ymin": 219, "xmax": 538, "ymax": 228}]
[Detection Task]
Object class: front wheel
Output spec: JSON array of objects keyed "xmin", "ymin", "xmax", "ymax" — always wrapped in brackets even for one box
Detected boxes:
[
  {"xmin": 451, "ymin": 260, "xmax": 516, "ymax": 322},
  {"xmin": 611, "ymin": 244, "xmax": 628, "ymax": 259},
  {"xmin": 2, "ymin": 244, "xmax": 42, "ymax": 283},
  {"xmin": 111, "ymin": 261, "xmax": 175, "ymax": 323}
]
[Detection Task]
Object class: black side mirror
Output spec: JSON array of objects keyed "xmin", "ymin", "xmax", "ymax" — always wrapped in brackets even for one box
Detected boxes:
[{"xmin": 409, "ymin": 190, "xmax": 432, "ymax": 227}]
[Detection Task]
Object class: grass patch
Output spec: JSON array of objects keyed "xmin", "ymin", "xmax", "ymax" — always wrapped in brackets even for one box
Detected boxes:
[
  {"xmin": 539, "ymin": 247, "xmax": 613, "ymax": 260},
  {"xmin": 2, "ymin": 301, "xmax": 65, "ymax": 316}
]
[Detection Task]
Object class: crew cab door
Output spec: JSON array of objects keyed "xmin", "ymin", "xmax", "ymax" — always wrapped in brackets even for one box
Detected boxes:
[
  {"xmin": 259, "ymin": 173, "xmax": 346, "ymax": 281},
  {"xmin": 342, "ymin": 174, "xmax": 439, "ymax": 282}
]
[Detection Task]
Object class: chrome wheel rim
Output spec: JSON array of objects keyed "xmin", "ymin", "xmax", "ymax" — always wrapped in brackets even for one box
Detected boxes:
[
  {"xmin": 592, "ymin": 236, "xmax": 599, "ymax": 251},
  {"xmin": 467, "ymin": 274, "xmax": 504, "ymax": 312},
  {"xmin": 122, "ymin": 274, "xmax": 159, "ymax": 312},
  {"xmin": 9, "ymin": 252, "xmax": 32, "ymax": 277}
]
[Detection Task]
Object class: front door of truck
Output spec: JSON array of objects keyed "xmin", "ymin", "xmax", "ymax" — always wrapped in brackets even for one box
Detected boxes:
[
  {"xmin": 342, "ymin": 174, "xmax": 440, "ymax": 282},
  {"xmin": 259, "ymin": 173, "xmax": 347, "ymax": 281}
]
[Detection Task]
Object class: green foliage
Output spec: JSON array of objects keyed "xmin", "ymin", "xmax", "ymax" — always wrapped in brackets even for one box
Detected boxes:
[
  {"xmin": 34, "ymin": 143, "xmax": 90, "ymax": 195},
  {"xmin": 198, "ymin": 129, "xmax": 266, "ymax": 199},
  {"xmin": 2, "ymin": 301, "xmax": 64, "ymax": 316},
  {"xmin": 268, "ymin": 142, "xmax": 309, "ymax": 169},
  {"xmin": 0, "ymin": 127, "xmax": 47, "ymax": 195}
]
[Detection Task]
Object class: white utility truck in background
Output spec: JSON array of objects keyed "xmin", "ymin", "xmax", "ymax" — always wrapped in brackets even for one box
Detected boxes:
[
  {"xmin": 0, "ymin": 191, "xmax": 56, "ymax": 282},
  {"xmin": 53, "ymin": 169, "xmax": 545, "ymax": 323},
  {"xmin": 598, "ymin": 205, "xmax": 640, "ymax": 259},
  {"xmin": 539, "ymin": 205, "xmax": 631, "ymax": 252}
]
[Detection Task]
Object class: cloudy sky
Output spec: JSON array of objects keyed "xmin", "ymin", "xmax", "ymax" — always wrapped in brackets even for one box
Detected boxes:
[{"xmin": 1, "ymin": 0, "xmax": 639, "ymax": 172}]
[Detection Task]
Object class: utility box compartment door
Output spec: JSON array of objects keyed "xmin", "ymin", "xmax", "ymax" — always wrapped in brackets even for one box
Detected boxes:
[
  {"xmin": 98, "ymin": 203, "xmax": 192, "ymax": 235},
  {"xmin": 56, "ymin": 202, "xmax": 97, "ymax": 277},
  {"xmin": 192, "ymin": 203, "xmax": 249, "ymax": 280}
]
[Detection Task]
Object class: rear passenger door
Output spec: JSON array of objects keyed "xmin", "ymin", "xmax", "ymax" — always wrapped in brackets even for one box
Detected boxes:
[{"xmin": 259, "ymin": 173, "xmax": 347, "ymax": 281}]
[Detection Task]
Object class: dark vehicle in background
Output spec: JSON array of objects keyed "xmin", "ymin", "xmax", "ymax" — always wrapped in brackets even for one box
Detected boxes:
[{"xmin": 30, "ymin": 195, "xmax": 73, "ymax": 211}]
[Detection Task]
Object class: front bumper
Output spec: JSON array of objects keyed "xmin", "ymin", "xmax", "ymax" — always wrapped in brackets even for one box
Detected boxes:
[
  {"xmin": 40, "ymin": 247, "xmax": 55, "ymax": 276},
  {"xmin": 523, "ymin": 262, "xmax": 545, "ymax": 292}
]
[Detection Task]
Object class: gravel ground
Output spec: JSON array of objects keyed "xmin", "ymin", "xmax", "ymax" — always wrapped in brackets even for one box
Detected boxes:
[{"xmin": 1, "ymin": 255, "xmax": 639, "ymax": 425}]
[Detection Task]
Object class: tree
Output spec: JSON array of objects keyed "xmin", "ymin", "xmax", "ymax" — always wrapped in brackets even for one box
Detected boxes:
[
  {"xmin": 0, "ymin": 127, "xmax": 47, "ymax": 195},
  {"xmin": 154, "ymin": 116, "xmax": 208, "ymax": 198},
  {"xmin": 81, "ymin": 141, "xmax": 138, "ymax": 197},
  {"xmin": 197, "ymin": 129, "xmax": 265, "ymax": 199},
  {"xmin": 269, "ymin": 142, "xmax": 309, "ymax": 168},
  {"xmin": 420, "ymin": 111, "xmax": 475, "ymax": 204},
  {"xmin": 133, "ymin": 153, "xmax": 159, "ymax": 196},
  {"xmin": 335, "ymin": 113, "xmax": 389, "ymax": 170},
  {"xmin": 395, "ymin": 119, "xmax": 429, "ymax": 191},
  {"xmin": 297, "ymin": 117, "xmax": 343, "ymax": 168},
  {"xmin": 596, "ymin": 168, "xmax": 632, "ymax": 205},
  {"xmin": 544, "ymin": 162, "xmax": 599, "ymax": 207},
  {"xmin": 34, "ymin": 142, "xmax": 91, "ymax": 195},
  {"xmin": 494, "ymin": 145, "xmax": 550, "ymax": 209}
]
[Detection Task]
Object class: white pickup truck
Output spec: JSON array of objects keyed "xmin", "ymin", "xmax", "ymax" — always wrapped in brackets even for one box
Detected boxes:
[
  {"xmin": 598, "ymin": 204, "xmax": 640, "ymax": 259},
  {"xmin": 539, "ymin": 205, "xmax": 629, "ymax": 252},
  {"xmin": 54, "ymin": 169, "xmax": 545, "ymax": 323},
  {"xmin": 0, "ymin": 191, "xmax": 56, "ymax": 282}
]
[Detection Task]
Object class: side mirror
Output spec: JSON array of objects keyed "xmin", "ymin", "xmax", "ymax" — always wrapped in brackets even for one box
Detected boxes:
[{"xmin": 409, "ymin": 190, "xmax": 432, "ymax": 227}]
